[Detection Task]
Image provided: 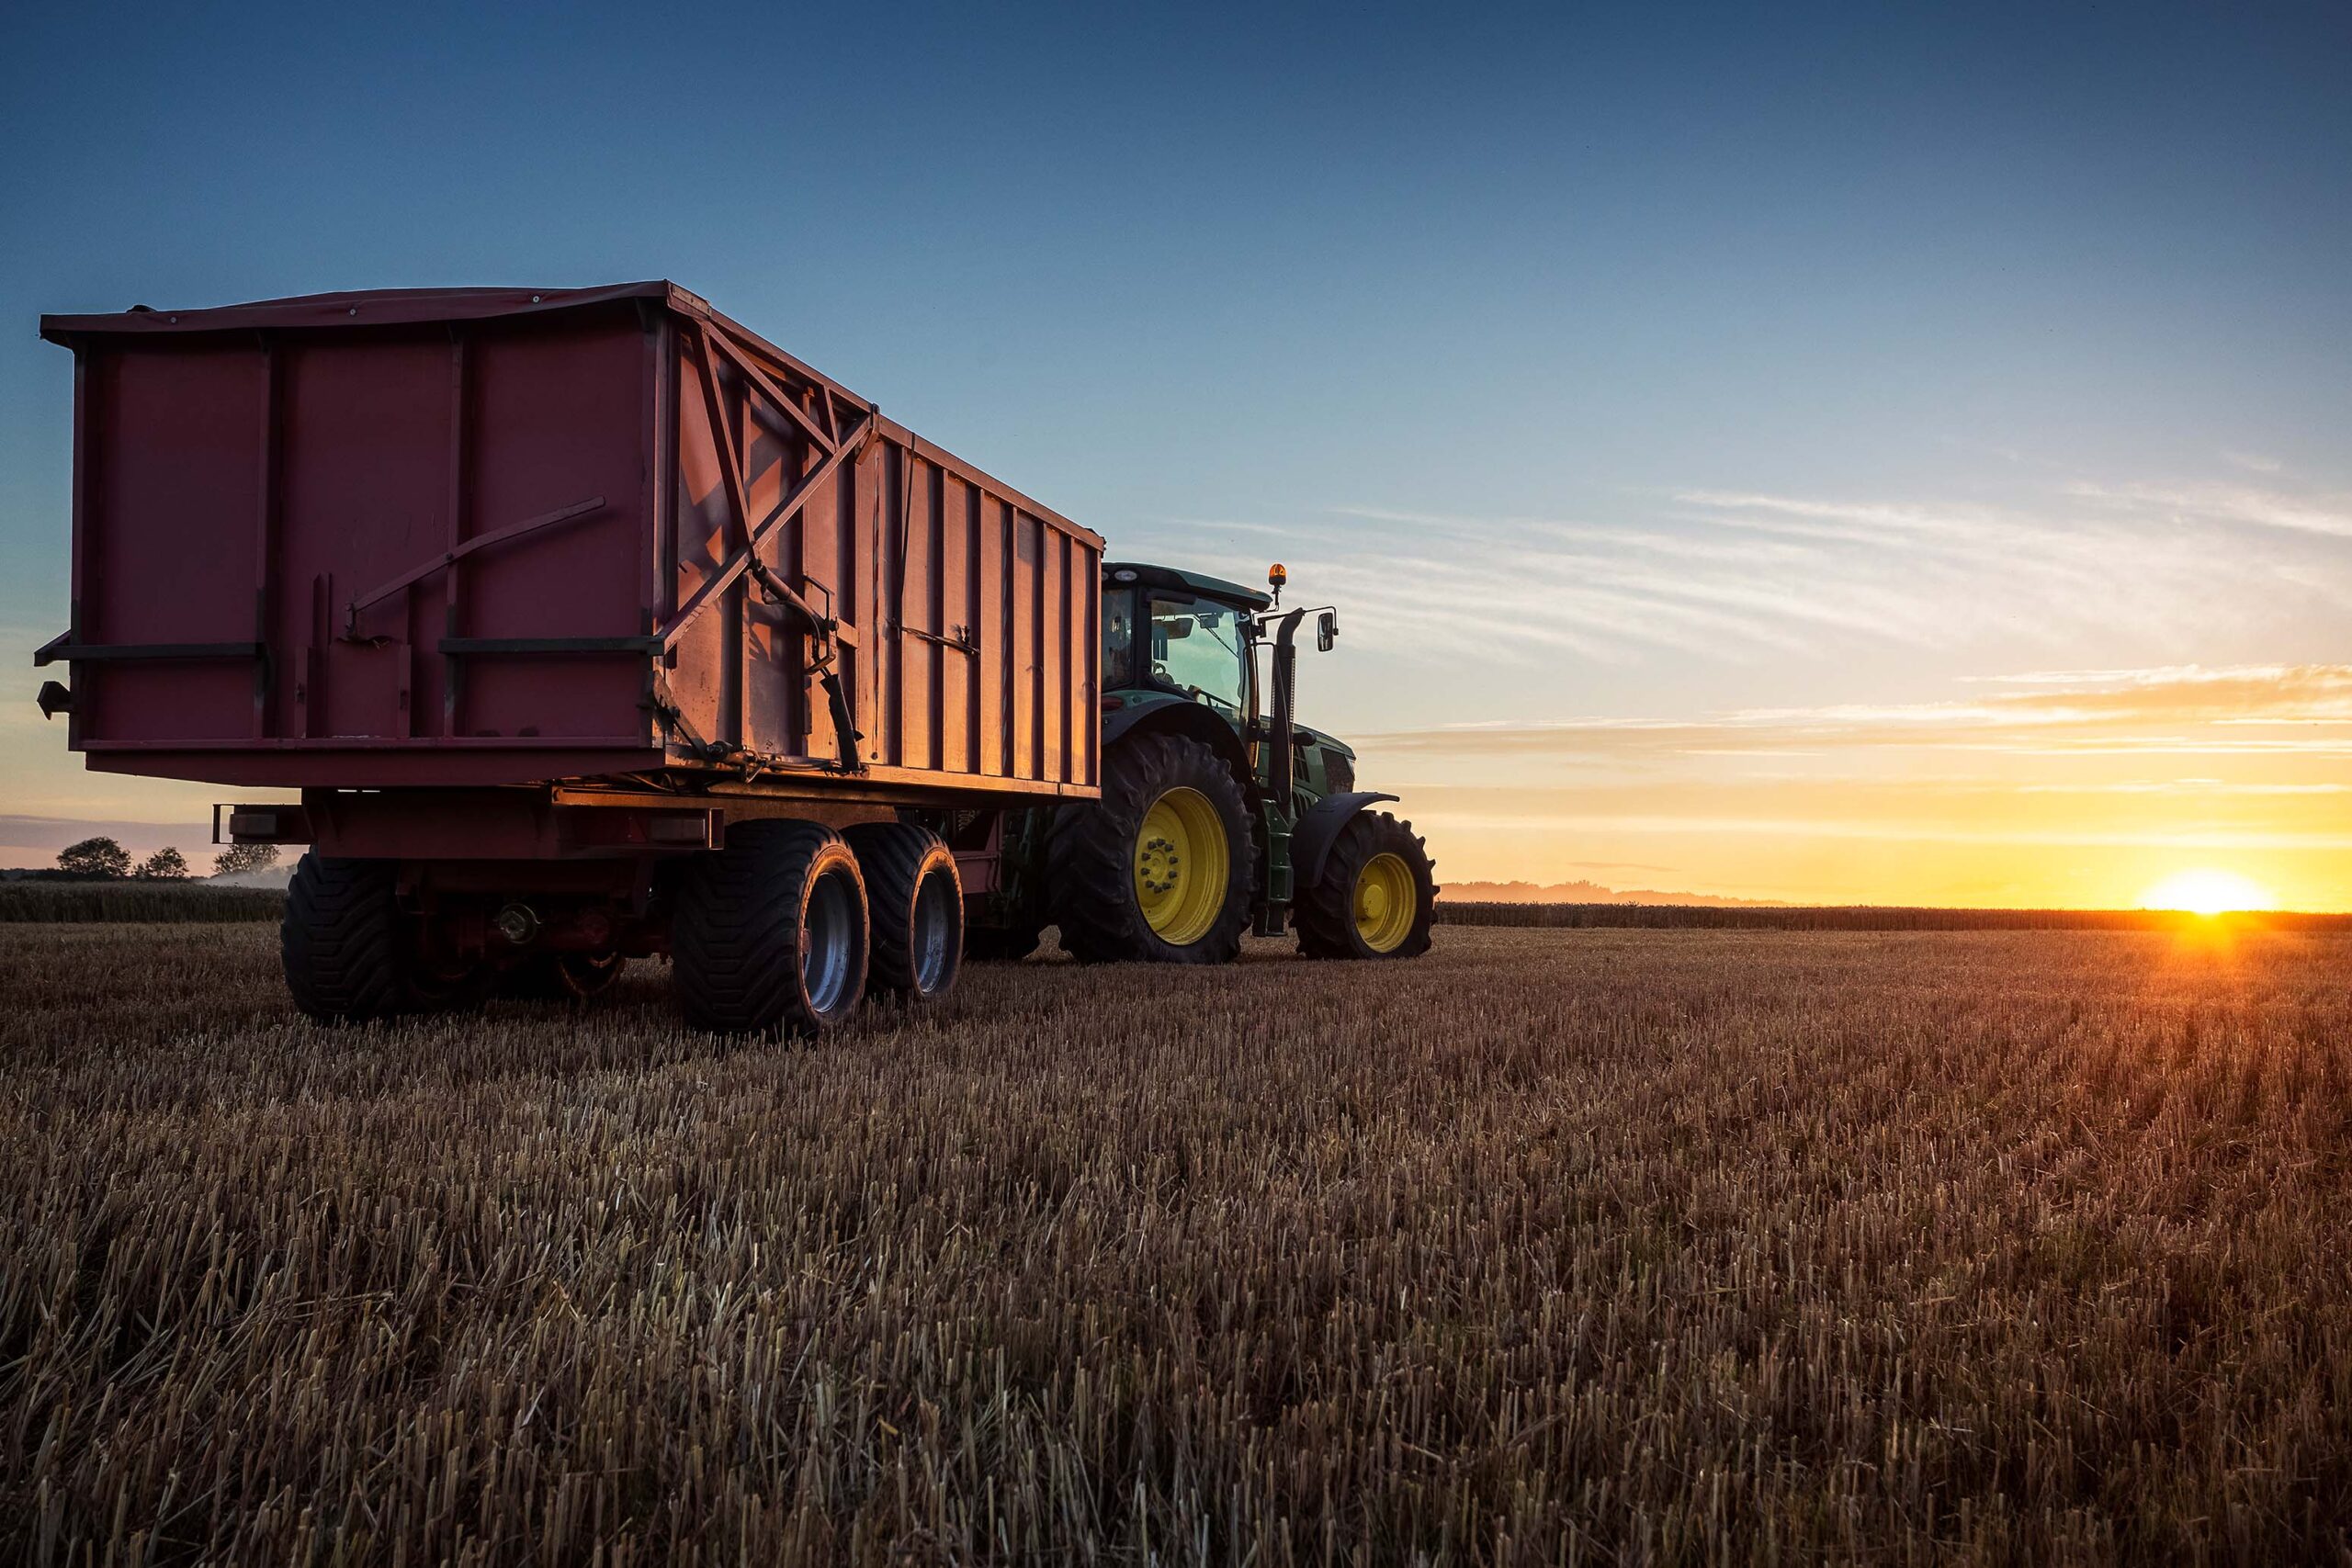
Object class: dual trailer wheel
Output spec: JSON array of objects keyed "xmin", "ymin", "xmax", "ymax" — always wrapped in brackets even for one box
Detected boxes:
[
  {"xmin": 672, "ymin": 820, "xmax": 961, "ymax": 1037},
  {"xmin": 283, "ymin": 819, "xmax": 964, "ymax": 1040}
]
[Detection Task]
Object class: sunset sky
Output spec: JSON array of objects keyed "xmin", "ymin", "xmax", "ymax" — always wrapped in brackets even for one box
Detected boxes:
[{"xmin": 3, "ymin": 4, "xmax": 2349, "ymax": 906}]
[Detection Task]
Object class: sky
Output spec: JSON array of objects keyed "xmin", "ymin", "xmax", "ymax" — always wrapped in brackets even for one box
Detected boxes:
[{"xmin": 4, "ymin": 2, "xmax": 2350, "ymax": 907}]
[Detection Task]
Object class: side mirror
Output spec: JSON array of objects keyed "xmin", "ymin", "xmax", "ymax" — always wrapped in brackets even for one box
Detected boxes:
[{"xmin": 1317, "ymin": 610, "xmax": 1338, "ymax": 652}]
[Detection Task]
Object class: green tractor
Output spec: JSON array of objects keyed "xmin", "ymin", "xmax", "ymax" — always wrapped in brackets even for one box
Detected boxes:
[{"xmin": 968, "ymin": 560, "xmax": 1438, "ymax": 964}]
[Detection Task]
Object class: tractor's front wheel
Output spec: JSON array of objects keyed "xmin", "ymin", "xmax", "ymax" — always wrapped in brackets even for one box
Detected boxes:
[
  {"xmin": 1048, "ymin": 731, "xmax": 1255, "ymax": 964},
  {"xmin": 1295, "ymin": 811, "xmax": 1437, "ymax": 960}
]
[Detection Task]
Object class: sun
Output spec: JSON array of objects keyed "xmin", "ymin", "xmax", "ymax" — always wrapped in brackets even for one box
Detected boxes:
[{"xmin": 2139, "ymin": 868, "xmax": 2277, "ymax": 916}]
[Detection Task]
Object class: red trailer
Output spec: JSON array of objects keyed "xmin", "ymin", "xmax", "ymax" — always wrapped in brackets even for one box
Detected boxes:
[{"xmin": 36, "ymin": 283, "xmax": 1102, "ymax": 1034}]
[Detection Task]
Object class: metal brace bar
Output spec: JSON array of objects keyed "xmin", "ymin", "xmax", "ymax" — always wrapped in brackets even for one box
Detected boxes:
[
  {"xmin": 702, "ymin": 325, "xmax": 842, "ymax": 456},
  {"xmin": 344, "ymin": 494, "xmax": 606, "ymax": 634},
  {"xmin": 662, "ymin": 399, "xmax": 875, "ymax": 642},
  {"xmin": 440, "ymin": 637, "xmax": 662, "ymax": 656},
  {"xmin": 901, "ymin": 623, "xmax": 978, "ymax": 655},
  {"xmin": 663, "ymin": 332, "xmax": 870, "ymax": 773},
  {"xmin": 36, "ymin": 636, "xmax": 264, "ymax": 665},
  {"xmin": 694, "ymin": 326, "xmax": 758, "ymax": 560}
]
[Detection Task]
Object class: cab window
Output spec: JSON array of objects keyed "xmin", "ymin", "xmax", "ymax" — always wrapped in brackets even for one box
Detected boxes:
[
  {"xmin": 1102, "ymin": 589, "xmax": 1136, "ymax": 690},
  {"xmin": 1146, "ymin": 594, "xmax": 1248, "ymax": 720}
]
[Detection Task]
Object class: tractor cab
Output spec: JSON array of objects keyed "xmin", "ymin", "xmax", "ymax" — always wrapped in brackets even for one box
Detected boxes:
[
  {"xmin": 1102, "ymin": 562, "xmax": 1262, "ymax": 726},
  {"xmin": 1099, "ymin": 561, "xmax": 1359, "ymax": 809}
]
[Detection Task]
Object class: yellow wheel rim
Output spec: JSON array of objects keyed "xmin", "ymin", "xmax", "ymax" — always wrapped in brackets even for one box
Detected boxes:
[
  {"xmin": 1133, "ymin": 787, "xmax": 1230, "ymax": 946},
  {"xmin": 1354, "ymin": 852, "xmax": 1417, "ymax": 953}
]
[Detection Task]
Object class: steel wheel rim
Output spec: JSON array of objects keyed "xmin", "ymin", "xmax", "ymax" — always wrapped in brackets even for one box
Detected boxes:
[
  {"xmin": 911, "ymin": 864, "xmax": 958, "ymax": 994},
  {"xmin": 1133, "ymin": 787, "xmax": 1229, "ymax": 946},
  {"xmin": 1354, "ymin": 852, "xmax": 1417, "ymax": 953},
  {"xmin": 803, "ymin": 866, "xmax": 859, "ymax": 1015}
]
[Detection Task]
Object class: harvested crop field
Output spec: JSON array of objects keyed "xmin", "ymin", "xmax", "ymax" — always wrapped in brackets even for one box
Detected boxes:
[{"xmin": 5, "ymin": 922, "xmax": 2351, "ymax": 1564}]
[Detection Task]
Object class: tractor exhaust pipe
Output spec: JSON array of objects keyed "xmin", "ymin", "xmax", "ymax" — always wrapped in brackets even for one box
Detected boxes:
[{"xmin": 1267, "ymin": 608, "xmax": 1306, "ymax": 804}]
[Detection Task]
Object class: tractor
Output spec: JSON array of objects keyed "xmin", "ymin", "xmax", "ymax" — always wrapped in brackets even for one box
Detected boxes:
[{"xmin": 961, "ymin": 560, "xmax": 1438, "ymax": 964}]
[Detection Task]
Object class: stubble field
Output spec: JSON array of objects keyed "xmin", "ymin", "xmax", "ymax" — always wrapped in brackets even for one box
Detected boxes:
[{"xmin": 4, "ymin": 920, "xmax": 2350, "ymax": 1564}]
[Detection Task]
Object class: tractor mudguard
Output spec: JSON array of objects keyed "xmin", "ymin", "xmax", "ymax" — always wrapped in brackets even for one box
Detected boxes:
[
  {"xmin": 1291, "ymin": 791, "xmax": 1400, "ymax": 892},
  {"xmin": 1104, "ymin": 693, "xmax": 1254, "ymax": 791},
  {"xmin": 1102, "ymin": 690, "xmax": 1197, "ymax": 748}
]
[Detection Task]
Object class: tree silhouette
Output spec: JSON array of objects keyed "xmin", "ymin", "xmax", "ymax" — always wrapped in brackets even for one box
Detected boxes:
[
  {"xmin": 56, "ymin": 837, "xmax": 130, "ymax": 879},
  {"xmin": 212, "ymin": 841, "xmax": 281, "ymax": 877},
  {"xmin": 136, "ymin": 847, "xmax": 193, "ymax": 880}
]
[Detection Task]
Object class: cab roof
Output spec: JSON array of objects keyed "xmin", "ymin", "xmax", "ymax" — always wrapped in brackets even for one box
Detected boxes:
[{"xmin": 1104, "ymin": 560, "xmax": 1272, "ymax": 610}]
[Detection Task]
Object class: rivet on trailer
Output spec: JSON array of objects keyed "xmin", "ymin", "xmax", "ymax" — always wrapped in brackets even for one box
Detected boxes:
[{"xmin": 33, "ymin": 282, "xmax": 1435, "ymax": 1037}]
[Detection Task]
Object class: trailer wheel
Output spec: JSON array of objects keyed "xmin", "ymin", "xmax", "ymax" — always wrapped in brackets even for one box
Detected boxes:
[
  {"xmin": 1048, "ymin": 731, "xmax": 1255, "ymax": 964},
  {"xmin": 962, "ymin": 925, "xmax": 1042, "ymax": 963},
  {"xmin": 1295, "ymin": 811, "xmax": 1436, "ymax": 961},
  {"xmin": 673, "ymin": 820, "xmax": 868, "ymax": 1038},
  {"xmin": 283, "ymin": 854, "xmax": 408, "ymax": 1022},
  {"xmin": 845, "ymin": 823, "xmax": 962, "ymax": 1003},
  {"xmin": 500, "ymin": 952, "xmax": 626, "ymax": 1003}
]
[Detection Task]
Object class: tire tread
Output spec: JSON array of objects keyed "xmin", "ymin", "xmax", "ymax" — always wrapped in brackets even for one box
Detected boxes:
[
  {"xmin": 282, "ymin": 855, "xmax": 406, "ymax": 1021},
  {"xmin": 1295, "ymin": 810, "xmax": 1438, "ymax": 961},
  {"xmin": 673, "ymin": 819, "xmax": 865, "ymax": 1037},
  {"xmin": 844, "ymin": 821, "xmax": 961, "ymax": 1000},
  {"xmin": 1047, "ymin": 731, "xmax": 1256, "ymax": 964}
]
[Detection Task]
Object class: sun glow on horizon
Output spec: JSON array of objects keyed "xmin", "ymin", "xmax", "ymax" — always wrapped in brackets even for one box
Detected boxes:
[{"xmin": 2139, "ymin": 868, "xmax": 2278, "ymax": 916}]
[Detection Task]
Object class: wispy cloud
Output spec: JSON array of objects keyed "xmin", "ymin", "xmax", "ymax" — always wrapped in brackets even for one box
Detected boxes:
[
  {"xmin": 2064, "ymin": 479, "xmax": 2352, "ymax": 539},
  {"xmin": 1360, "ymin": 664, "xmax": 2352, "ymax": 759},
  {"xmin": 2017, "ymin": 780, "xmax": 2352, "ymax": 795},
  {"xmin": 1160, "ymin": 468, "xmax": 2352, "ymax": 667}
]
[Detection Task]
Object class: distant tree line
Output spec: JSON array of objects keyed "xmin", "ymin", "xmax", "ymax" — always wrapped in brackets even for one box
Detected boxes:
[{"xmin": 47, "ymin": 836, "xmax": 279, "ymax": 882}]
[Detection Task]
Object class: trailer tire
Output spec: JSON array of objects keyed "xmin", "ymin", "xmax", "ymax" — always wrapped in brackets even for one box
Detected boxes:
[
  {"xmin": 1048, "ymin": 731, "xmax": 1255, "ymax": 964},
  {"xmin": 673, "ymin": 820, "xmax": 868, "ymax": 1038},
  {"xmin": 500, "ymin": 952, "xmax": 626, "ymax": 1003},
  {"xmin": 844, "ymin": 823, "xmax": 962, "ymax": 1003},
  {"xmin": 1295, "ymin": 811, "xmax": 1436, "ymax": 960},
  {"xmin": 283, "ymin": 854, "xmax": 407, "ymax": 1022},
  {"xmin": 962, "ymin": 925, "xmax": 1042, "ymax": 963}
]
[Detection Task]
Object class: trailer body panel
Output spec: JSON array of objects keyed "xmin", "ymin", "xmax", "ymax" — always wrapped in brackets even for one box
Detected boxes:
[{"xmin": 40, "ymin": 282, "xmax": 1102, "ymax": 802}]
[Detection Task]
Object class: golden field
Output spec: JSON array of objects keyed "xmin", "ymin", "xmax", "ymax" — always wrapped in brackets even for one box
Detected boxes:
[{"xmin": 4, "ymin": 921, "xmax": 2349, "ymax": 1563}]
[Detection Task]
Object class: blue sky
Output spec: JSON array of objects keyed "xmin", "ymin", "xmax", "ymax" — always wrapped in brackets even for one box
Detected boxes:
[{"xmin": 5, "ymin": 3, "xmax": 2350, "ymax": 901}]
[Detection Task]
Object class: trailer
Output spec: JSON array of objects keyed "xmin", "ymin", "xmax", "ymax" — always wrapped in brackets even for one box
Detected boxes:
[{"xmin": 35, "ymin": 283, "xmax": 1102, "ymax": 1034}]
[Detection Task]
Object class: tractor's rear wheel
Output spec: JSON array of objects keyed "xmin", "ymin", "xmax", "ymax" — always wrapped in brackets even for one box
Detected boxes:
[
  {"xmin": 845, "ymin": 822, "xmax": 962, "ymax": 1003},
  {"xmin": 673, "ymin": 820, "xmax": 868, "ymax": 1038},
  {"xmin": 1295, "ymin": 811, "xmax": 1437, "ymax": 960},
  {"xmin": 1049, "ymin": 731, "xmax": 1254, "ymax": 964}
]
